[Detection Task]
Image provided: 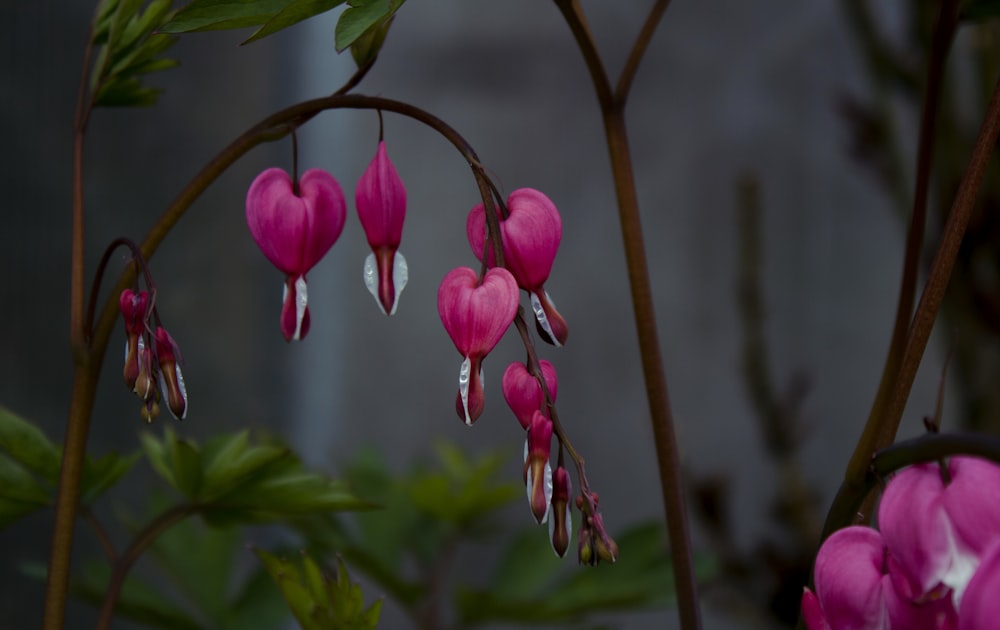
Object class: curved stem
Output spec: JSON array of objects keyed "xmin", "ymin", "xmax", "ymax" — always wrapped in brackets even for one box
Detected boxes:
[
  {"xmin": 80, "ymin": 506, "xmax": 119, "ymax": 564},
  {"xmin": 824, "ymin": 71, "xmax": 1000, "ymax": 538},
  {"xmin": 842, "ymin": 0, "xmax": 959, "ymax": 518},
  {"xmin": 823, "ymin": 432, "xmax": 1000, "ymax": 539},
  {"xmin": 553, "ymin": 2, "xmax": 700, "ymax": 627},
  {"xmin": 614, "ymin": 0, "xmax": 672, "ymax": 103},
  {"xmin": 95, "ymin": 503, "xmax": 199, "ymax": 630}
]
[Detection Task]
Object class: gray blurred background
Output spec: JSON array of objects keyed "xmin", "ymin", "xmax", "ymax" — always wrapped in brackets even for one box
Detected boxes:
[{"xmin": 1, "ymin": 0, "xmax": 973, "ymax": 628}]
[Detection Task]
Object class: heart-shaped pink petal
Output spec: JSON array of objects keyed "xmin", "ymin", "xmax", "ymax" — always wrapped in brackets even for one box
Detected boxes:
[
  {"xmin": 437, "ymin": 267, "xmax": 519, "ymax": 358},
  {"xmin": 502, "ymin": 360, "xmax": 558, "ymax": 429},
  {"xmin": 467, "ymin": 188, "xmax": 562, "ymax": 291},
  {"xmin": 246, "ymin": 167, "xmax": 346, "ymax": 276}
]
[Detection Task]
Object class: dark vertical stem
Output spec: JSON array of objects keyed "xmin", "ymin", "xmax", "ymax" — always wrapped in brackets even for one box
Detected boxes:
[
  {"xmin": 840, "ymin": 0, "xmax": 958, "ymax": 516},
  {"xmin": 553, "ymin": 1, "xmax": 699, "ymax": 627}
]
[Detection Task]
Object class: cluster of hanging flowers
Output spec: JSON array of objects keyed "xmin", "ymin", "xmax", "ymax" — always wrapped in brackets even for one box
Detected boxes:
[
  {"xmin": 244, "ymin": 139, "xmax": 408, "ymax": 341},
  {"xmin": 802, "ymin": 456, "xmax": 1000, "ymax": 629},
  {"xmin": 118, "ymin": 124, "xmax": 615, "ymax": 563}
]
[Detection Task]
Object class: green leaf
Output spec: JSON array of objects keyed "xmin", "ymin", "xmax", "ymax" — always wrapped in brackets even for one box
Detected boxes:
[
  {"xmin": 147, "ymin": 518, "xmax": 240, "ymax": 623},
  {"xmin": 348, "ymin": 14, "xmax": 391, "ymax": 67},
  {"xmin": 170, "ymin": 437, "xmax": 203, "ymax": 498},
  {"xmin": 227, "ymin": 565, "xmax": 293, "ymax": 629},
  {"xmin": 0, "ymin": 406, "xmax": 61, "ymax": 483},
  {"xmin": 491, "ymin": 528, "xmax": 564, "ymax": 601},
  {"xmin": 161, "ymin": 0, "xmax": 300, "ymax": 33},
  {"xmin": 93, "ymin": 75, "xmax": 164, "ymax": 107},
  {"xmin": 141, "ymin": 430, "xmax": 176, "ymax": 487},
  {"xmin": 81, "ymin": 450, "xmax": 141, "ymax": 505},
  {"xmin": 199, "ymin": 432, "xmax": 288, "ymax": 501},
  {"xmin": 243, "ymin": 0, "xmax": 348, "ymax": 44},
  {"xmin": 0, "ymin": 496, "xmax": 48, "ymax": 529},
  {"xmin": 0, "ymin": 453, "xmax": 52, "ymax": 505},
  {"xmin": 334, "ymin": 0, "xmax": 393, "ymax": 53}
]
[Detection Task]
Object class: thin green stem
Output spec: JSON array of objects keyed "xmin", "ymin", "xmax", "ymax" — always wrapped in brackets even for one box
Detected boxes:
[
  {"xmin": 95, "ymin": 503, "xmax": 199, "ymax": 630},
  {"xmin": 553, "ymin": 1, "xmax": 700, "ymax": 627}
]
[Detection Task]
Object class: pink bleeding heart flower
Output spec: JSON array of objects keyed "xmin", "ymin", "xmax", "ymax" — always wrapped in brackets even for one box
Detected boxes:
[
  {"xmin": 154, "ymin": 327, "xmax": 187, "ymax": 420},
  {"xmin": 805, "ymin": 525, "xmax": 957, "ymax": 630},
  {"xmin": 502, "ymin": 360, "xmax": 558, "ymax": 429},
  {"xmin": 467, "ymin": 188, "xmax": 568, "ymax": 346},
  {"xmin": 120, "ymin": 289, "xmax": 150, "ymax": 391},
  {"xmin": 246, "ymin": 167, "xmax": 346, "ymax": 341},
  {"xmin": 523, "ymin": 410, "xmax": 553, "ymax": 524},
  {"xmin": 958, "ymin": 541, "xmax": 1000, "ymax": 630},
  {"xmin": 549, "ymin": 464, "xmax": 572, "ymax": 557},
  {"xmin": 357, "ymin": 141, "xmax": 408, "ymax": 315},
  {"xmin": 437, "ymin": 266, "xmax": 519, "ymax": 425},
  {"xmin": 878, "ymin": 457, "xmax": 1000, "ymax": 607}
]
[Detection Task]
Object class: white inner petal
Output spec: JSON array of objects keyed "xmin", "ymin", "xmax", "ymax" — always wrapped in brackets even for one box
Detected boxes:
[
  {"xmin": 390, "ymin": 251, "xmax": 408, "ymax": 315},
  {"xmin": 530, "ymin": 291, "xmax": 561, "ymax": 348},
  {"xmin": 363, "ymin": 253, "xmax": 382, "ymax": 314},
  {"xmin": 459, "ymin": 356, "xmax": 472, "ymax": 425},
  {"xmin": 293, "ymin": 276, "xmax": 308, "ymax": 341},
  {"xmin": 542, "ymin": 461, "xmax": 553, "ymax": 523}
]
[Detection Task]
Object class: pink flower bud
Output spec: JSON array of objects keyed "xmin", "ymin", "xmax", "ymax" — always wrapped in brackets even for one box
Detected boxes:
[
  {"xmin": 501, "ymin": 360, "xmax": 558, "ymax": 429},
  {"xmin": 246, "ymin": 167, "xmax": 346, "ymax": 341},
  {"xmin": 878, "ymin": 457, "xmax": 1000, "ymax": 606},
  {"xmin": 467, "ymin": 188, "xmax": 568, "ymax": 346},
  {"xmin": 523, "ymin": 411, "xmax": 553, "ymax": 523},
  {"xmin": 120, "ymin": 289, "xmax": 150, "ymax": 390},
  {"xmin": 437, "ymin": 267, "xmax": 519, "ymax": 425},
  {"xmin": 154, "ymin": 327, "xmax": 187, "ymax": 420},
  {"xmin": 356, "ymin": 141, "xmax": 408, "ymax": 315},
  {"xmin": 549, "ymin": 465, "xmax": 572, "ymax": 557}
]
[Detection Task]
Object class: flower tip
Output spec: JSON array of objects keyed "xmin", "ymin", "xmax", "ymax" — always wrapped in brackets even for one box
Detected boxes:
[
  {"xmin": 363, "ymin": 250, "xmax": 408, "ymax": 316},
  {"xmin": 531, "ymin": 291, "xmax": 568, "ymax": 347},
  {"xmin": 280, "ymin": 276, "xmax": 310, "ymax": 341}
]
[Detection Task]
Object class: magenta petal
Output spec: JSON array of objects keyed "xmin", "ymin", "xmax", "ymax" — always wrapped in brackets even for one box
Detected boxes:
[
  {"xmin": 466, "ymin": 188, "xmax": 562, "ymax": 291},
  {"xmin": 800, "ymin": 588, "xmax": 829, "ymax": 630},
  {"xmin": 813, "ymin": 526, "xmax": 888, "ymax": 629},
  {"xmin": 940, "ymin": 457, "xmax": 1000, "ymax": 554},
  {"xmin": 356, "ymin": 141, "xmax": 406, "ymax": 250},
  {"xmin": 502, "ymin": 360, "xmax": 558, "ymax": 429},
  {"xmin": 246, "ymin": 168, "xmax": 345, "ymax": 275},
  {"xmin": 959, "ymin": 541, "xmax": 1000, "ymax": 630},
  {"xmin": 437, "ymin": 267, "xmax": 519, "ymax": 357},
  {"xmin": 531, "ymin": 290, "xmax": 569, "ymax": 347}
]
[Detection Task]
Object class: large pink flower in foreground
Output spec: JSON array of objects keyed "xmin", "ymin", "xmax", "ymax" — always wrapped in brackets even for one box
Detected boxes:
[
  {"xmin": 878, "ymin": 457, "xmax": 1000, "ymax": 606},
  {"xmin": 804, "ymin": 525, "xmax": 957, "ymax": 630},
  {"xmin": 437, "ymin": 267, "xmax": 519, "ymax": 425},
  {"xmin": 356, "ymin": 141, "xmax": 408, "ymax": 315},
  {"xmin": 246, "ymin": 168, "xmax": 346, "ymax": 341},
  {"xmin": 467, "ymin": 188, "xmax": 568, "ymax": 346}
]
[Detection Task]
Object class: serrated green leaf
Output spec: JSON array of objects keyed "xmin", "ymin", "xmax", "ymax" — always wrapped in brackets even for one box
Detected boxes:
[
  {"xmin": 93, "ymin": 0, "xmax": 121, "ymax": 44},
  {"xmin": 148, "ymin": 518, "xmax": 239, "ymax": 623},
  {"xmin": 349, "ymin": 14, "xmax": 391, "ymax": 67},
  {"xmin": 108, "ymin": 33, "xmax": 178, "ymax": 79},
  {"xmin": 242, "ymin": 0, "xmax": 347, "ymax": 44},
  {"xmin": 0, "ymin": 406, "xmax": 61, "ymax": 483},
  {"xmin": 301, "ymin": 552, "xmax": 328, "ymax": 605},
  {"xmin": 93, "ymin": 77, "xmax": 163, "ymax": 107},
  {"xmin": 334, "ymin": 0, "xmax": 391, "ymax": 52},
  {"xmin": 200, "ymin": 434, "xmax": 288, "ymax": 501},
  {"xmin": 170, "ymin": 438, "xmax": 203, "ymax": 498},
  {"xmin": 107, "ymin": 0, "xmax": 144, "ymax": 52},
  {"xmin": 81, "ymin": 451, "xmax": 141, "ymax": 505},
  {"xmin": 160, "ymin": 0, "xmax": 299, "ymax": 33},
  {"xmin": 141, "ymin": 431, "xmax": 175, "ymax": 487}
]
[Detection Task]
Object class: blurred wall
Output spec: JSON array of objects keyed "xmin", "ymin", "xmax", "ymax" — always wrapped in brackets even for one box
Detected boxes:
[{"xmin": 1, "ymin": 1, "xmax": 957, "ymax": 628}]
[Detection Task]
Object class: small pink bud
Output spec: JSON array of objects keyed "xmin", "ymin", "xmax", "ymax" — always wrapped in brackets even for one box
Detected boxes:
[
  {"xmin": 357, "ymin": 141, "xmax": 408, "ymax": 315},
  {"xmin": 437, "ymin": 267, "xmax": 519, "ymax": 425},
  {"xmin": 549, "ymin": 465, "xmax": 572, "ymax": 557},
  {"xmin": 523, "ymin": 411, "xmax": 553, "ymax": 523},
  {"xmin": 467, "ymin": 188, "xmax": 568, "ymax": 346},
  {"xmin": 120, "ymin": 289, "xmax": 150, "ymax": 390},
  {"xmin": 246, "ymin": 167, "xmax": 346, "ymax": 341},
  {"xmin": 501, "ymin": 360, "xmax": 558, "ymax": 429},
  {"xmin": 154, "ymin": 327, "xmax": 187, "ymax": 420}
]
